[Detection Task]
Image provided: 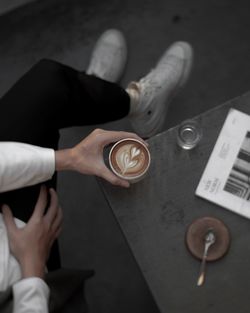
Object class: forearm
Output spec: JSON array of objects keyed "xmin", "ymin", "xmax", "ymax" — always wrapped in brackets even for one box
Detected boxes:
[
  {"xmin": 0, "ymin": 142, "xmax": 55, "ymax": 192},
  {"xmin": 0, "ymin": 142, "xmax": 74, "ymax": 192}
]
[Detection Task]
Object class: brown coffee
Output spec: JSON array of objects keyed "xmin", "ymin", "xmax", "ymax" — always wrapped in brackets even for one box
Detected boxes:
[{"xmin": 109, "ymin": 139, "xmax": 150, "ymax": 179}]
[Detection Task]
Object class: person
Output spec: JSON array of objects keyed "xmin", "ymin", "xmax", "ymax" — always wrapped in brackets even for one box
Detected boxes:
[{"xmin": 0, "ymin": 29, "xmax": 193, "ymax": 312}]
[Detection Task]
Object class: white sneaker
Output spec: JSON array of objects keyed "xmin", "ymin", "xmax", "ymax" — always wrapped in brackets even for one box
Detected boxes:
[
  {"xmin": 127, "ymin": 41, "xmax": 193, "ymax": 138},
  {"xmin": 86, "ymin": 29, "xmax": 127, "ymax": 83}
]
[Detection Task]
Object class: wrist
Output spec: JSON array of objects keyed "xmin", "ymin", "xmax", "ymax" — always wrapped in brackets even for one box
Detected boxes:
[
  {"xmin": 55, "ymin": 148, "xmax": 74, "ymax": 171},
  {"xmin": 20, "ymin": 259, "xmax": 45, "ymax": 279}
]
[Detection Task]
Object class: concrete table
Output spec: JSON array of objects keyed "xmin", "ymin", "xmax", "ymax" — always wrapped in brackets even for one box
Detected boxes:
[{"xmin": 100, "ymin": 92, "xmax": 250, "ymax": 313}]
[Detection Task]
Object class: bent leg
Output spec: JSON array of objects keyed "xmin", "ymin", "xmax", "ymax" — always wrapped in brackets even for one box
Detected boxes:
[
  {"xmin": 0, "ymin": 59, "xmax": 130, "ymax": 269},
  {"xmin": 0, "ymin": 58, "xmax": 130, "ymax": 213},
  {"xmin": 0, "ymin": 59, "xmax": 130, "ymax": 147}
]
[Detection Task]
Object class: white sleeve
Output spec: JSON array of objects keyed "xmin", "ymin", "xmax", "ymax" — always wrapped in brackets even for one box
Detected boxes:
[
  {"xmin": 0, "ymin": 142, "xmax": 55, "ymax": 192},
  {"xmin": 12, "ymin": 277, "xmax": 49, "ymax": 313}
]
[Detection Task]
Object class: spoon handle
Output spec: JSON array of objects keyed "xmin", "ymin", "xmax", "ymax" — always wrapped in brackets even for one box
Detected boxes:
[
  {"xmin": 197, "ymin": 253, "xmax": 207, "ymax": 286},
  {"xmin": 197, "ymin": 240, "xmax": 212, "ymax": 286}
]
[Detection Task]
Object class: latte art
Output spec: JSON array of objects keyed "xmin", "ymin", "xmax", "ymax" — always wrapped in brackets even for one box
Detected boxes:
[
  {"xmin": 116, "ymin": 145, "xmax": 144, "ymax": 175},
  {"xmin": 109, "ymin": 138, "xmax": 150, "ymax": 181}
]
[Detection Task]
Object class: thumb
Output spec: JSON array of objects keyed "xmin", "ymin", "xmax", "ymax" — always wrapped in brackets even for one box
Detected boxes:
[{"xmin": 2, "ymin": 204, "xmax": 17, "ymax": 234}]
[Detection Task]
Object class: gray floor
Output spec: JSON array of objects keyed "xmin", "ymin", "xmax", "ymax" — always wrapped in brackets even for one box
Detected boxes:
[
  {"xmin": 0, "ymin": 0, "xmax": 35, "ymax": 15},
  {"xmin": 1, "ymin": 0, "xmax": 250, "ymax": 312}
]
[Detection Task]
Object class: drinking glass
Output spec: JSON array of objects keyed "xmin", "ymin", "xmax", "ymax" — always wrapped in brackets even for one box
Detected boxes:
[{"xmin": 176, "ymin": 119, "xmax": 203, "ymax": 150}]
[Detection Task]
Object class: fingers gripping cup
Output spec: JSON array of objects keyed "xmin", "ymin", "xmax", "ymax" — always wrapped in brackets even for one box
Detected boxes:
[{"xmin": 109, "ymin": 138, "xmax": 151, "ymax": 183}]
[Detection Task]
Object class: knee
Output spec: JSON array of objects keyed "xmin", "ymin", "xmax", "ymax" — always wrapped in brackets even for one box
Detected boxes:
[
  {"xmin": 31, "ymin": 59, "xmax": 62, "ymax": 77},
  {"xmin": 27, "ymin": 59, "xmax": 67, "ymax": 92}
]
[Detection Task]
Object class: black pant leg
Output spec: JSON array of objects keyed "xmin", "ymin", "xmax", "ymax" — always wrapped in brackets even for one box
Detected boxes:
[
  {"xmin": 0, "ymin": 59, "xmax": 130, "ymax": 144},
  {"xmin": 0, "ymin": 59, "xmax": 130, "ymax": 270},
  {"xmin": 0, "ymin": 58, "xmax": 130, "ymax": 216}
]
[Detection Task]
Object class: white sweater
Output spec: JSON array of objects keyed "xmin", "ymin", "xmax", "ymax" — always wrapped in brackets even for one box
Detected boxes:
[
  {"xmin": 0, "ymin": 142, "xmax": 55, "ymax": 192},
  {"xmin": 0, "ymin": 142, "xmax": 56, "ymax": 312}
]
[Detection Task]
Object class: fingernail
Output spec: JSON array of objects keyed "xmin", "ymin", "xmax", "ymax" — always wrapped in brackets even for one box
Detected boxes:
[{"xmin": 124, "ymin": 182, "xmax": 130, "ymax": 188}]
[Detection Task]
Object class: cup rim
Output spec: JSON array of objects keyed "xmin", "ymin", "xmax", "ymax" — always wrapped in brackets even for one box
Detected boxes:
[{"xmin": 109, "ymin": 138, "xmax": 151, "ymax": 180}]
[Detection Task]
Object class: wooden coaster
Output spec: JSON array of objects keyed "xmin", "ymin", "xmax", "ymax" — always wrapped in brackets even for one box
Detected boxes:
[{"xmin": 186, "ymin": 217, "xmax": 230, "ymax": 261}]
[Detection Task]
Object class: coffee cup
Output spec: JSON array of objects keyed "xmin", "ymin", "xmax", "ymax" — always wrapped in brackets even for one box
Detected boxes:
[{"xmin": 109, "ymin": 138, "xmax": 151, "ymax": 183}]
